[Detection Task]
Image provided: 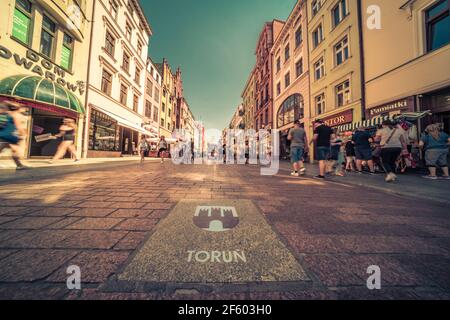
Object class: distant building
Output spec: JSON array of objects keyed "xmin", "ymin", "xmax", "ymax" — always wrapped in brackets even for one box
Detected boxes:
[
  {"xmin": 272, "ymin": 0, "xmax": 310, "ymax": 160},
  {"xmin": 241, "ymin": 68, "xmax": 256, "ymax": 130},
  {"xmin": 156, "ymin": 59, "xmax": 175, "ymax": 139},
  {"xmin": 144, "ymin": 56, "xmax": 162, "ymax": 139},
  {"xmin": 254, "ymin": 20, "xmax": 285, "ymax": 130}
]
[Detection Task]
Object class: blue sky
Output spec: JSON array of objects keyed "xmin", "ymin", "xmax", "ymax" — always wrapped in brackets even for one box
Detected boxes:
[{"xmin": 140, "ymin": 0, "xmax": 296, "ymax": 130}]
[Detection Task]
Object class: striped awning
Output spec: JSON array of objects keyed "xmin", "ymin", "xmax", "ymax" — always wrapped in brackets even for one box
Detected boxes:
[
  {"xmin": 394, "ymin": 110, "xmax": 432, "ymax": 121},
  {"xmin": 336, "ymin": 115, "xmax": 391, "ymax": 132}
]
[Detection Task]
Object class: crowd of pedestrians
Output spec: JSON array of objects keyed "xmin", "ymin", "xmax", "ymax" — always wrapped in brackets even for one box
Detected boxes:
[{"xmin": 287, "ymin": 118, "xmax": 450, "ymax": 183}]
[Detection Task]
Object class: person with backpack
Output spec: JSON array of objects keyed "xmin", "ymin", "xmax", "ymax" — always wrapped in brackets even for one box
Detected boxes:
[
  {"xmin": 0, "ymin": 102, "xmax": 28, "ymax": 170},
  {"xmin": 419, "ymin": 124, "xmax": 450, "ymax": 180},
  {"xmin": 375, "ymin": 120, "xmax": 407, "ymax": 182}
]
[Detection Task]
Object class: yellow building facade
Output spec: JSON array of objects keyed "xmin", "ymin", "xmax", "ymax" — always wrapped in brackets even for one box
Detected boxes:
[
  {"xmin": 307, "ymin": 0, "xmax": 364, "ymax": 139},
  {"xmin": 0, "ymin": 0, "xmax": 92, "ymax": 159},
  {"xmin": 362, "ymin": 0, "xmax": 450, "ymax": 132}
]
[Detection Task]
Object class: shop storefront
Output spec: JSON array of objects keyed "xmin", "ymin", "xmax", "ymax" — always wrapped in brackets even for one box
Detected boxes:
[
  {"xmin": 420, "ymin": 86, "xmax": 450, "ymax": 133},
  {"xmin": 87, "ymin": 105, "xmax": 154, "ymax": 158},
  {"xmin": 0, "ymin": 75, "xmax": 85, "ymax": 159},
  {"xmin": 366, "ymin": 97, "xmax": 416, "ymax": 120}
]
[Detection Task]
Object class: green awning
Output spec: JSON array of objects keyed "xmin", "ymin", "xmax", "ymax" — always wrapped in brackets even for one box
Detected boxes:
[{"xmin": 0, "ymin": 75, "xmax": 85, "ymax": 114}]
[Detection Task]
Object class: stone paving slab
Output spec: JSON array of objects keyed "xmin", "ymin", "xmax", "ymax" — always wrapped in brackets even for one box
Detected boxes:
[{"xmin": 118, "ymin": 199, "xmax": 310, "ymax": 285}]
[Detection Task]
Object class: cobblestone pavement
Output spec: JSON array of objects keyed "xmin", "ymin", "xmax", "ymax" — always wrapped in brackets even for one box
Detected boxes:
[{"xmin": 0, "ymin": 161, "xmax": 449, "ymax": 300}]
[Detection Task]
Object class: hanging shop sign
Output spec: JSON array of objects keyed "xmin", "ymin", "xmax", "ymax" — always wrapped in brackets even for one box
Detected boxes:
[
  {"xmin": 0, "ymin": 45, "xmax": 85, "ymax": 96},
  {"xmin": 367, "ymin": 97, "xmax": 415, "ymax": 118},
  {"xmin": 322, "ymin": 109, "xmax": 354, "ymax": 127}
]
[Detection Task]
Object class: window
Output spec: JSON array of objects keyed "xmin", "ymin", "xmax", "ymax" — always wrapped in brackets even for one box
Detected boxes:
[
  {"xmin": 277, "ymin": 94, "xmax": 304, "ymax": 128},
  {"xmin": 12, "ymin": 0, "xmax": 33, "ymax": 45},
  {"xmin": 284, "ymin": 44, "xmax": 290, "ymax": 62},
  {"xmin": 296, "ymin": 59, "xmax": 303, "ymax": 78},
  {"xmin": 146, "ymin": 79, "xmax": 153, "ymax": 96},
  {"xmin": 336, "ymin": 80, "xmax": 350, "ymax": 107},
  {"xmin": 265, "ymin": 109, "xmax": 269, "ymax": 125},
  {"xmin": 122, "ymin": 52, "xmax": 130, "ymax": 73},
  {"xmin": 425, "ymin": 0, "xmax": 450, "ymax": 52},
  {"xmin": 295, "ymin": 26, "xmax": 302, "ymax": 48},
  {"xmin": 312, "ymin": 0, "xmax": 322, "ymax": 17},
  {"xmin": 168, "ymin": 108, "xmax": 172, "ymax": 117},
  {"xmin": 163, "ymin": 89, "xmax": 167, "ymax": 98},
  {"xmin": 315, "ymin": 94, "xmax": 325, "ymax": 115},
  {"xmin": 335, "ymin": 36, "xmax": 349, "ymax": 66},
  {"xmin": 109, "ymin": 0, "xmax": 118, "ymax": 19},
  {"xmin": 145, "ymin": 100, "xmax": 152, "ymax": 118},
  {"xmin": 125, "ymin": 22, "xmax": 132, "ymax": 41},
  {"xmin": 332, "ymin": 0, "xmax": 348, "ymax": 27},
  {"xmin": 312, "ymin": 24, "xmax": 323, "ymax": 48},
  {"xmin": 161, "ymin": 118, "xmax": 165, "ymax": 127},
  {"xmin": 137, "ymin": 41, "xmax": 143, "ymax": 56},
  {"xmin": 133, "ymin": 94, "xmax": 139, "ymax": 112},
  {"xmin": 101, "ymin": 69, "xmax": 112, "ymax": 95},
  {"xmin": 285, "ymin": 72, "xmax": 291, "ymax": 88},
  {"xmin": 40, "ymin": 15, "xmax": 56, "ymax": 58},
  {"xmin": 314, "ymin": 57, "xmax": 325, "ymax": 80},
  {"xmin": 105, "ymin": 30, "xmax": 115, "ymax": 57},
  {"xmin": 120, "ymin": 84, "xmax": 128, "ymax": 105},
  {"xmin": 277, "ymin": 82, "xmax": 281, "ymax": 96},
  {"xmin": 162, "ymin": 102, "xmax": 166, "ymax": 112},
  {"xmin": 276, "ymin": 57, "xmax": 281, "ymax": 72},
  {"xmin": 153, "ymin": 107, "xmax": 158, "ymax": 123},
  {"xmin": 135, "ymin": 67, "xmax": 141, "ymax": 84},
  {"xmin": 61, "ymin": 33, "xmax": 74, "ymax": 70},
  {"xmin": 155, "ymin": 88, "xmax": 160, "ymax": 102}
]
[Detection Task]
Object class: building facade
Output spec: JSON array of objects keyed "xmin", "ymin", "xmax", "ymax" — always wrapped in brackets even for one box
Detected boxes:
[
  {"xmin": 156, "ymin": 58, "xmax": 175, "ymax": 139},
  {"xmin": 0, "ymin": 0, "xmax": 92, "ymax": 159},
  {"xmin": 272, "ymin": 0, "xmax": 310, "ymax": 159},
  {"xmin": 144, "ymin": 56, "xmax": 161, "ymax": 140},
  {"xmin": 362, "ymin": 0, "xmax": 450, "ymax": 133},
  {"xmin": 307, "ymin": 0, "xmax": 365, "ymax": 138},
  {"xmin": 254, "ymin": 20, "xmax": 285, "ymax": 130},
  {"xmin": 83, "ymin": 0, "xmax": 152, "ymax": 158},
  {"xmin": 241, "ymin": 68, "xmax": 256, "ymax": 130}
]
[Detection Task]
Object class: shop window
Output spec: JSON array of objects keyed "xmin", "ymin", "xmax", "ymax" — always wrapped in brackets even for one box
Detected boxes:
[
  {"xmin": 40, "ymin": 15, "xmax": 56, "ymax": 59},
  {"xmin": 425, "ymin": 0, "xmax": 450, "ymax": 52},
  {"xmin": 101, "ymin": 69, "xmax": 112, "ymax": 95},
  {"xmin": 61, "ymin": 33, "xmax": 74, "ymax": 70},
  {"xmin": 12, "ymin": 0, "xmax": 33, "ymax": 45},
  {"xmin": 89, "ymin": 110, "xmax": 120, "ymax": 152},
  {"xmin": 277, "ymin": 94, "xmax": 304, "ymax": 128},
  {"xmin": 336, "ymin": 80, "xmax": 350, "ymax": 107},
  {"xmin": 334, "ymin": 36, "xmax": 349, "ymax": 66}
]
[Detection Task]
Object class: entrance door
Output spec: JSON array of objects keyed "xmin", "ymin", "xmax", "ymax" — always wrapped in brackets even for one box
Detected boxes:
[{"xmin": 29, "ymin": 111, "xmax": 66, "ymax": 157}]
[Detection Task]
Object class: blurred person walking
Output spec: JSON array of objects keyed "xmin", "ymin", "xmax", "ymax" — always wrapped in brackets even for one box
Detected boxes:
[
  {"xmin": 0, "ymin": 102, "xmax": 28, "ymax": 170},
  {"xmin": 49, "ymin": 118, "xmax": 79, "ymax": 163},
  {"xmin": 139, "ymin": 135, "xmax": 150, "ymax": 163},
  {"xmin": 158, "ymin": 136, "xmax": 168, "ymax": 163}
]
